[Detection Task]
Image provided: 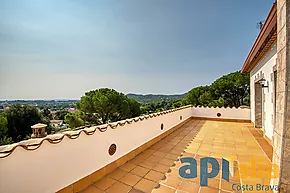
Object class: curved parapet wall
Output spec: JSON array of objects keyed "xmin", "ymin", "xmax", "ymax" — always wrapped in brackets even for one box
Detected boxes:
[
  {"xmin": 0, "ymin": 106, "xmax": 192, "ymax": 193},
  {"xmin": 191, "ymin": 106, "xmax": 251, "ymax": 121}
]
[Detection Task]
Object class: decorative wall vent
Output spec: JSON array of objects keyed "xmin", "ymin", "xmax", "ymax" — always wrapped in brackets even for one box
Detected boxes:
[
  {"xmin": 108, "ymin": 144, "xmax": 117, "ymax": 156},
  {"xmin": 161, "ymin": 123, "xmax": 164, "ymax": 130},
  {"xmin": 217, "ymin": 113, "xmax": 221, "ymax": 117}
]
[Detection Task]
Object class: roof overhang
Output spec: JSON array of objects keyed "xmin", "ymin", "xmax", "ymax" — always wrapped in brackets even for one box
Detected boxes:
[{"xmin": 241, "ymin": 2, "xmax": 277, "ymax": 73}]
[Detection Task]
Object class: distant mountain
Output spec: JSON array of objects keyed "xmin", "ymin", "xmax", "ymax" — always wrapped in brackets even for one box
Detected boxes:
[{"xmin": 126, "ymin": 93, "xmax": 187, "ymax": 103}]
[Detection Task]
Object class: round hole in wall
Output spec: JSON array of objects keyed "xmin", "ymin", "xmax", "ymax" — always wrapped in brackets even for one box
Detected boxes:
[
  {"xmin": 108, "ymin": 144, "xmax": 117, "ymax": 156},
  {"xmin": 180, "ymin": 116, "xmax": 182, "ymax": 120},
  {"xmin": 217, "ymin": 113, "xmax": 221, "ymax": 117},
  {"xmin": 161, "ymin": 123, "xmax": 164, "ymax": 130}
]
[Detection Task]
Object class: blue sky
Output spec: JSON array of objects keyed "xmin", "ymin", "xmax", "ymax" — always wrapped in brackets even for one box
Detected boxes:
[{"xmin": 0, "ymin": 0, "xmax": 275, "ymax": 100}]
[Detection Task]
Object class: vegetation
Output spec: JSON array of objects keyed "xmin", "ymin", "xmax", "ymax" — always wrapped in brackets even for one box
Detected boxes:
[
  {"xmin": 76, "ymin": 88, "xmax": 141, "ymax": 124},
  {"xmin": 0, "ymin": 70, "xmax": 250, "ymax": 145},
  {"xmin": 140, "ymin": 99, "xmax": 185, "ymax": 114},
  {"xmin": 257, "ymin": 20, "xmax": 265, "ymax": 30},
  {"xmin": 184, "ymin": 71, "xmax": 250, "ymax": 107},
  {"xmin": 64, "ymin": 113, "xmax": 85, "ymax": 129},
  {"xmin": 54, "ymin": 110, "xmax": 69, "ymax": 120},
  {"xmin": 0, "ymin": 100, "xmax": 77, "ymax": 111},
  {"xmin": 127, "ymin": 93, "xmax": 186, "ymax": 103}
]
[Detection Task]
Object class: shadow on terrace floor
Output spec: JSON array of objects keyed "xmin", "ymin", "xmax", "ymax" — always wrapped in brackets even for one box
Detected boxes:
[{"xmin": 80, "ymin": 119, "xmax": 274, "ymax": 193}]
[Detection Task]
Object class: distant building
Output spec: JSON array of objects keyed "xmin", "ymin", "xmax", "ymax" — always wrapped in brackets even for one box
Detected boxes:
[
  {"xmin": 50, "ymin": 120, "xmax": 67, "ymax": 128},
  {"xmin": 67, "ymin": 108, "xmax": 79, "ymax": 113},
  {"xmin": 50, "ymin": 111, "xmax": 57, "ymax": 119}
]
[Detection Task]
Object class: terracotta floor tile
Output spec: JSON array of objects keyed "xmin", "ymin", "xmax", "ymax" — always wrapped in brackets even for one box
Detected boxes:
[
  {"xmin": 160, "ymin": 175, "xmax": 182, "ymax": 189},
  {"xmin": 136, "ymin": 153, "xmax": 151, "ymax": 160},
  {"xmin": 167, "ymin": 168, "xmax": 183, "ymax": 179},
  {"xmin": 159, "ymin": 147, "xmax": 172, "ymax": 153},
  {"xmin": 220, "ymin": 180, "xmax": 234, "ymax": 191},
  {"xmin": 185, "ymin": 148, "xmax": 199, "ymax": 154},
  {"xmin": 120, "ymin": 163, "xmax": 137, "ymax": 172},
  {"xmin": 144, "ymin": 170, "xmax": 165, "ymax": 183},
  {"xmin": 170, "ymin": 149, "xmax": 182, "ymax": 155},
  {"xmin": 120, "ymin": 173, "xmax": 142, "ymax": 186},
  {"xmin": 134, "ymin": 179, "xmax": 158, "ymax": 193},
  {"xmin": 131, "ymin": 166, "xmax": 150, "ymax": 177},
  {"xmin": 151, "ymin": 184, "xmax": 176, "ymax": 193},
  {"xmin": 81, "ymin": 185, "xmax": 104, "ymax": 193},
  {"xmin": 199, "ymin": 186, "xmax": 219, "ymax": 193},
  {"xmin": 152, "ymin": 164, "xmax": 170, "ymax": 173},
  {"xmin": 219, "ymin": 190, "xmax": 234, "ymax": 193},
  {"xmin": 178, "ymin": 180, "xmax": 200, "ymax": 193},
  {"xmin": 159, "ymin": 158, "xmax": 174, "ymax": 166},
  {"xmin": 173, "ymin": 146, "xmax": 186, "ymax": 152},
  {"xmin": 78, "ymin": 120, "xmax": 274, "ymax": 193},
  {"xmin": 148, "ymin": 155, "xmax": 164, "ymax": 163},
  {"xmin": 207, "ymin": 178, "xmax": 220, "ymax": 189},
  {"xmin": 106, "ymin": 181, "xmax": 132, "ymax": 193},
  {"xmin": 139, "ymin": 160, "xmax": 157, "ymax": 169},
  {"xmin": 180, "ymin": 152, "xmax": 195, "ymax": 158},
  {"xmin": 164, "ymin": 153, "xmax": 179, "ymax": 160},
  {"xmin": 128, "ymin": 188, "xmax": 145, "ymax": 193},
  {"xmin": 108, "ymin": 168, "xmax": 127, "ymax": 180},
  {"xmin": 143, "ymin": 149, "xmax": 156, "ymax": 155},
  {"xmin": 94, "ymin": 176, "xmax": 117, "ymax": 191},
  {"xmin": 153, "ymin": 151, "xmax": 167, "ymax": 157},
  {"xmin": 129, "ymin": 157, "xmax": 144, "ymax": 165},
  {"xmin": 185, "ymin": 175, "xmax": 201, "ymax": 184}
]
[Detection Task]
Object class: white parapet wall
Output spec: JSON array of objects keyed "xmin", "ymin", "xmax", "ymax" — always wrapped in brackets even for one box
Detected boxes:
[
  {"xmin": 0, "ymin": 106, "xmax": 192, "ymax": 193},
  {"xmin": 0, "ymin": 105, "xmax": 251, "ymax": 193},
  {"xmin": 191, "ymin": 106, "xmax": 251, "ymax": 121}
]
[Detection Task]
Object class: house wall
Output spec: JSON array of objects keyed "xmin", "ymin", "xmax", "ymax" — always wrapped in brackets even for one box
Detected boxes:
[
  {"xmin": 250, "ymin": 41, "xmax": 277, "ymax": 140},
  {"xmin": 272, "ymin": 0, "xmax": 290, "ymax": 192},
  {"xmin": 0, "ymin": 106, "xmax": 250, "ymax": 193}
]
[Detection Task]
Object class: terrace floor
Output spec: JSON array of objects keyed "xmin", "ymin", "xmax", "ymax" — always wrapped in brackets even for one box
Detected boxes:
[{"xmin": 80, "ymin": 119, "xmax": 274, "ymax": 193}]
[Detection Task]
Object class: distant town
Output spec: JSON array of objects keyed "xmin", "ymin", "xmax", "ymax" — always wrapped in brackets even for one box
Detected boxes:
[{"xmin": 0, "ymin": 100, "xmax": 78, "ymax": 111}]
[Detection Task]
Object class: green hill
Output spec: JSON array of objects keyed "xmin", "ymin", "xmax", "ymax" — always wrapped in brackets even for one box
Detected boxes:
[{"xmin": 126, "ymin": 93, "xmax": 187, "ymax": 103}]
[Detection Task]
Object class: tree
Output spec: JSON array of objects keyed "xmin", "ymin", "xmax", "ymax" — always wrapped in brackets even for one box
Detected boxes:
[
  {"xmin": 0, "ymin": 113, "xmax": 8, "ymax": 138},
  {"xmin": 54, "ymin": 110, "xmax": 69, "ymax": 120},
  {"xmin": 42, "ymin": 108, "xmax": 52, "ymax": 119},
  {"xmin": 140, "ymin": 105, "xmax": 150, "ymax": 115},
  {"xmin": 257, "ymin": 20, "xmax": 265, "ymax": 30},
  {"xmin": 211, "ymin": 71, "xmax": 250, "ymax": 107},
  {"xmin": 0, "ymin": 113, "xmax": 13, "ymax": 145},
  {"xmin": 185, "ymin": 86, "xmax": 211, "ymax": 106},
  {"xmin": 128, "ymin": 99, "xmax": 141, "ymax": 117},
  {"xmin": 5, "ymin": 104, "xmax": 43, "ymax": 142},
  {"xmin": 198, "ymin": 91, "xmax": 213, "ymax": 106},
  {"xmin": 184, "ymin": 71, "xmax": 250, "ymax": 108},
  {"xmin": 76, "ymin": 88, "xmax": 141, "ymax": 124},
  {"xmin": 64, "ymin": 113, "xmax": 84, "ymax": 129},
  {"xmin": 0, "ymin": 136, "xmax": 13, "ymax": 146}
]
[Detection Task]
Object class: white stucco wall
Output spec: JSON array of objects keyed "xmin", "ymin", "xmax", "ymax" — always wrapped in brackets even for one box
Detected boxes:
[
  {"xmin": 0, "ymin": 107, "xmax": 192, "ymax": 193},
  {"xmin": 191, "ymin": 106, "xmax": 250, "ymax": 120},
  {"xmin": 250, "ymin": 41, "xmax": 277, "ymax": 140},
  {"xmin": 0, "ymin": 106, "xmax": 251, "ymax": 193}
]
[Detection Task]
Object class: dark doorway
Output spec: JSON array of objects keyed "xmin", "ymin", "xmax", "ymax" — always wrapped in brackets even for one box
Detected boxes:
[{"xmin": 274, "ymin": 71, "xmax": 277, "ymax": 125}]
